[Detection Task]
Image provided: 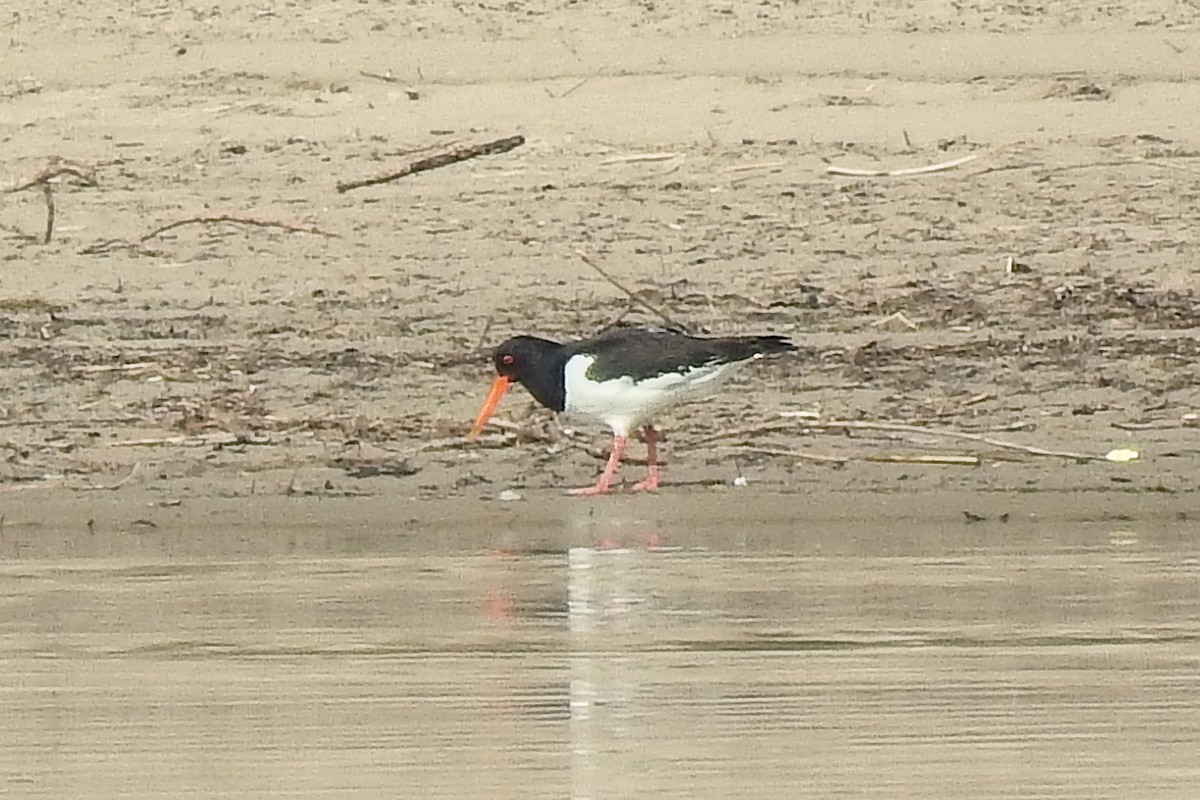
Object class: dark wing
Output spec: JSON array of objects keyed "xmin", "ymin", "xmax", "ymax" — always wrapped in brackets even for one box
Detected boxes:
[{"xmin": 572, "ymin": 327, "xmax": 794, "ymax": 383}]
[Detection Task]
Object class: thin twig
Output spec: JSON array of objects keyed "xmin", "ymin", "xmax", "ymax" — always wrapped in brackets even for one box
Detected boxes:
[
  {"xmin": 546, "ymin": 77, "xmax": 590, "ymax": 99},
  {"xmin": 965, "ymin": 158, "xmax": 1193, "ymax": 179},
  {"xmin": 80, "ymin": 461, "xmax": 144, "ymax": 491},
  {"xmin": 574, "ymin": 249, "xmax": 686, "ymax": 331},
  {"xmin": 79, "ymin": 238, "xmax": 164, "ymax": 257},
  {"xmin": 42, "ymin": 183, "xmax": 55, "ymax": 244},
  {"xmin": 721, "ymin": 161, "xmax": 786, "ymax": 174},
  {"xmin": 475, "ymin": 314, "xmax": 495, "ymax": 351},
  {"xmin": 701, "ymin": 418, "xmax": 1099, "ymax": 459},
  {"xmin": 0, "ymin": 479, "xmax": 64, "ymax": 494},
  {"xmin": 723, "ymin": 446, "xmax": 980, "ymax": 466},
  {"xmin": 140, "ymin": 215, "xmax": 338, "ymax": 242},
  {"xmin": 1111, "ymin": 420, "xmax": 1180, "ymax": 431},
  {"xmin": 810, "ymin": 421, "xmax": 1100, "ymax": 460},
  {"xmin": 71, "ymin": 362, "xmax": 159, "ymax": 375},
  {"xmin": 825, "ymin": 153, "xmax": 978, "ymax": 178},
  {"xmin": 871, "ymin": 310, "xmax": 920, "ymax": 330},
  {"xmin": 109, "ymin": 433, "xmax": 268, "ymax": 447},
  {"xmin": 5, "ymin": 159, "xmax": 97, "ymax": 245},
  {"xmin": 721, "ymin": 446, "xmax": 847, "ymax": 464},
  {"xmin": 336, "ymin": 134, "xmax": 525, "ymax": 193},
  {"xmin": 0, "ymin": 416, "xmax": 144, "ymax": 429},
  {"xmin": 358, "ymin": 71, "xmax": 420, "ymax": 99},
  {"xmin": 691, "ymin": 420, "xmax": 792, "ymax": 446},
  {"xmin": 600, "ymin": 152, "xmax": 681, "ymax": 166},
  {"xmin": 4, "ymin": 160, "xmax": 98, "ymax": 194},
  {"xmin": 865, "ymin": 454, "xmax": 981, "ymax": 466},
  {"xmin": 600, "ymin": 300, "xmax": 636, "ymax": 331},
  {"xmin": 710, "ymin": 418, "xmax": 1101, "ymax": 461},
  {"xmin": 1146, "ymin": 158, "xmax": 1200, "ymax": 176},
  {"xmin": 359, "ymin": 70, "xmax": 401, "ymax": 83}
]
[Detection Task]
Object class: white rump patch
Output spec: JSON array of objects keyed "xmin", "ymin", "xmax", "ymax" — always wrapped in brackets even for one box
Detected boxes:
[{"xmin": 562, "ymin": 354, "xmax": 748, "ymax": 436}]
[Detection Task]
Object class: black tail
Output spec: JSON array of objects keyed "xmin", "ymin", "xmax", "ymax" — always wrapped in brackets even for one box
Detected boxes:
[
  {"xmin": 744, "ymin": 335, "xmax": 795, "ymax": 355},
  {"xmin": 714, "ymin": 334, "xmax": 795, "ymax": 361}
]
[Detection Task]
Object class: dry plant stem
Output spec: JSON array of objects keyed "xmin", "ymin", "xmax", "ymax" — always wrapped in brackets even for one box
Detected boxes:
[
  {"xmin": 865, "ymin": 454, "xmax": 981, "ymax": 466},
  {"xmin": 110, "ymin": 433, "xmax": 267, "ymax": 447},
  {"xmin": 722, "ymin": 161, "xmax": 786, "ymax": 174},
  {"xmin": 691, "ymin": 421, "xmax": 793, "ymax": 446},
  {"xmin": 721, "ymin": 446, "xmax": 847, "ymax": 464},
  {"xmin": 42, "ymin": 183, "xmax": 55, "ymax": 244},
  {"xmin": 359, "ymin": 70, "xmax": 400, "ymax": 83},
  {"xmin": 600, "ymin": 152, "xmax": 681, "ymax": 165},
  {"xmin": 336, "ymin": 135, "xmax": 526, "ymax": 193},
  {"xmin": 140, "ymin": 215, "xmax": 338, "ymax": 242},
  {"xmin": 871, "ymin": 310, "xmax": 919, "ymax": 330},
  {"xmin": 0, "ymin": 416, "xmax": 143, "ymax": 428},
  {"xmin": 548, "ymin": 77, "xmax": 589, "ymax": 98},
  {"xmin": 825, "ymin": 153, "xmax": 978, "ymax": 178},
  {"xmin": 724, "ymin": 446, "xmax": 980, "ymax": 466},
  {"xmin": 1112, "ymin": 420, "xmax": 1180, "ymax": 431},
  {"xmin": 0, "ymin": 480, "xmax": 63, "ymax": 494},
  {"xmin": 4, "ymin": 162, "xmax": 98, "ymax": 194},
  {"xmin": 574, "ymin": 250, "xmax": 687, "ymax": 332},
  {"xmin": 5, "ymin": 160, "xmax": 98, "ymax": 245},
  {"xmin": 816, "ymin": 421, "xmax": 1101, "ymax": 461},
  {"xmin": 80, "ymin": 462, "xmax": 144, "ymax": 491},
  {"xmin": 703, "ymin": 419, "xmax": 1101, "ymax": 461},
  {"xmin": 966, "ymin": 157, "xmax": 1200, "ymax": 179},
  {"xmin": 79, "ymin": 239, "xmax": 163, "ymax": 257},
  {"xmin": 475, "ymin": 314, "xmax": 495, "ymax": 351}
]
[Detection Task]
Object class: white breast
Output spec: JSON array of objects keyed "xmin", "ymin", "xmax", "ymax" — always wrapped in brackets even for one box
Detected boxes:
[{"xmin": 561, "ymin": 354, "xmax": 743, "ymax": 436}]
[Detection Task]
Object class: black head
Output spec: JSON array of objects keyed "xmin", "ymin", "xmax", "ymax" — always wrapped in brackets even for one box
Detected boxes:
[
  {"xmin": 489, "ymin": 335, "xmax": 568, "ymax": 412},
  {"xmin": 492, "ymin": 335, "xmax": 561, "ymax": 379}
]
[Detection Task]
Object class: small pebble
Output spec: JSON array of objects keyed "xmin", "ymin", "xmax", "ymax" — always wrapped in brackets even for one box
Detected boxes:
[
  {"xmin": 497, "ymin": 489, "xmax": 523, "ymax": 502},
  {"xmin": 732, "ymin": 476, "xmax": 748, "ymax": 487}
]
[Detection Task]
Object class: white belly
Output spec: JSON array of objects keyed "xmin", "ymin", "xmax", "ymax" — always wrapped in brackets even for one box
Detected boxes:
[{"xmin": 562, "ymin": 354, "xmax": 741, "ymax": 436}]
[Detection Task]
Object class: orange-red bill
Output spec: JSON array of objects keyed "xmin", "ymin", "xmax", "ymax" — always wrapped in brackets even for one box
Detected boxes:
[{"xmin": 469, "ymin": 375, "xmax": 510, "ymax": 440}]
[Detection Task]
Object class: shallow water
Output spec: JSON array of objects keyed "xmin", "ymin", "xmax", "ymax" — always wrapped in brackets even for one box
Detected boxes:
[{"xmin": 2, "ymin": 509, "xmax": 1199, "ymax": 799}]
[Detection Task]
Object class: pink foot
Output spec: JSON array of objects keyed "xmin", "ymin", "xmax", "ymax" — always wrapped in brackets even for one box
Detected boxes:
[
  {"xmin": 631, "ymin": 425, "xmax": 662, "ymax": 492},
  {"xmin": 566, "ymin": 434, "xmax": 625, "ymax": 497},
  {"xmin": 631, "ymin": 473, "xmax": 660, "ymax": 493}
]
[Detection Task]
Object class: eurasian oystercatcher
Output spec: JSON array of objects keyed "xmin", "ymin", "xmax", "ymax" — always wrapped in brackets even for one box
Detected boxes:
[{"xmin": 469, "ymin": 326, "xmax": 795, "ymax": 495}]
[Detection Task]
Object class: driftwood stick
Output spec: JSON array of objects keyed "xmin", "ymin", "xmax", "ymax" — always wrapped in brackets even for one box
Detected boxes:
[
  {"xmin": 336, "ymin": 134, "xmax": 526, "ymax": 193},
  {"xmin": 140, "ymin": 215, "xmax": 338, "ymax": 242}
]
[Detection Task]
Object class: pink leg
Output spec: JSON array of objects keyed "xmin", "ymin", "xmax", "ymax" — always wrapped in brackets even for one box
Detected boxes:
[
  {"xmin": 568, "ymin": 434, "xmax": 626, "ymax": 496},
  {"xmin": 632, "ymin": 425, "xmax": 661, "ymax": 492}
]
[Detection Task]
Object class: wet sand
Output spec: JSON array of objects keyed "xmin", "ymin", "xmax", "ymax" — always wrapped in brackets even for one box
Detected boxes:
[{"xmin": 1, "ymin": 1, "xmax": 1197, "ymax": 507}]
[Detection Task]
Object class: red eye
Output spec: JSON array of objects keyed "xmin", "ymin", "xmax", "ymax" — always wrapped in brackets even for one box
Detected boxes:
[{"xmin": 501, "ymin": 354, "xmax": 515, "ymax": 366}]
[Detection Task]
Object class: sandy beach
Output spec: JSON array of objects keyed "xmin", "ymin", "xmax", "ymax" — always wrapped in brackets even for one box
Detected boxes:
[{"xmin": 2, "ymin": 1, "xmax": 1197, "ymax": 526}]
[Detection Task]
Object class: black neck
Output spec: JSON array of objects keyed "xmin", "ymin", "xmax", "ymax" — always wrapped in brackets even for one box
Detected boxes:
[{"xmin": 513, "ymin": 340, "xmax": 570, "ymax": 413}]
